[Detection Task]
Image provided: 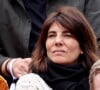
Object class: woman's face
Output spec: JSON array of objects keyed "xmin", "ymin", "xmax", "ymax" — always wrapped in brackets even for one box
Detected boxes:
[{"xmin": 46, "ymin": 22, "xmax": 83, "ymax": 65}]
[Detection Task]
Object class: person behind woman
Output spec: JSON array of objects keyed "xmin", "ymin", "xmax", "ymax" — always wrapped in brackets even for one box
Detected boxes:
[
  {"xmin": 16, "ymin": 6, "xmax": 99, "ymax": 90},
  {"xmin": 0, "ymin": 0, "xmax": 47, "ymax": 87}
]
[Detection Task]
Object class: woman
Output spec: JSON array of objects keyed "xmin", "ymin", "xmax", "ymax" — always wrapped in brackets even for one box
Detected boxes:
[{"xmin": 16, "ymin": 6, "xmax": 99, "ymax": 90}]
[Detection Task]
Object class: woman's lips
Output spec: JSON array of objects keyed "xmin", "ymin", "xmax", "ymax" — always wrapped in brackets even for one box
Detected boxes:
[{"xmin": 53, "ymin": 50, "xmax": 66, "ymax": 54}]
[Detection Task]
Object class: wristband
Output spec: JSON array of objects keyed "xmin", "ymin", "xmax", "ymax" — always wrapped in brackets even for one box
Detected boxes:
[
  {"xmin": 5, "ymin": 59, "xmax": 11, "ymax": 76},
  {"xmin": 7, "ymin": 59, "xmax": 17, "ymax": 80}
]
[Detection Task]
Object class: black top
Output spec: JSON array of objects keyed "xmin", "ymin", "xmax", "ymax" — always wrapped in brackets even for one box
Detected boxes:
[{"xmin": 38, "ymin": 59, "xmax": 90, "ymax": 90}]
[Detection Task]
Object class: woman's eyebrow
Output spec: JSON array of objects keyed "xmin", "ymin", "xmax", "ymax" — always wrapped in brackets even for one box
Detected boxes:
[
  {"xmin": 63, "ymin": 30, "xmax": 69, "ymax": 33},
  {"xmin": 48, "ymin": 30, "xmax": 56, "ymax": 33}
]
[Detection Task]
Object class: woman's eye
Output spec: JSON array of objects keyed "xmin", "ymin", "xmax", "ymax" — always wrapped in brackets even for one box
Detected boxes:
[
  {"xmin": 64, "ymin": 33, "xmax": 72, "ymax": 37},
  {"xmin": 47, "ymin": 34, "xmax": 55, "ymax": 38}
]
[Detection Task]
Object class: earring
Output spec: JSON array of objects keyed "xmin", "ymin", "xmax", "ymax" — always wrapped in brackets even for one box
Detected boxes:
[{"xmin": 80, "ymin": 51, "xmax": 83, "ymax": 54}]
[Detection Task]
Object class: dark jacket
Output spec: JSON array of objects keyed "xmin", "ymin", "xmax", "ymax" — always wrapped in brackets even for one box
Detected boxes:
[
  {"xmin": 0, "ymin": 0, "xmax": 31, "ymax": 66},
  {"xmin": 0, "ymin": 0, "xmax": 47, "ymax": 86},
  {"xmin": 0, "ymin": 0, "xmax": 31, "ymax": 85}
]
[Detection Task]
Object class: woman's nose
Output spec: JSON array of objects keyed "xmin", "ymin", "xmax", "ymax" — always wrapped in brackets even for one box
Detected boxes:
[{"xmin": 55, "ymin": 36, "xmax": 63, "ymax": 45}]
